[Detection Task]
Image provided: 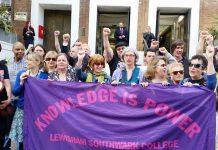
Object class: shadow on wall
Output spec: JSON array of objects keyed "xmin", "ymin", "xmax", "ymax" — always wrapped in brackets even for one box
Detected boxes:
[
  {"xmin": 0, "ymin": 28, "xmax": 17, "ymax": 44},
  {"xmin": 0, "ymin": 41, "xmax": 13, "ymax": 61}
]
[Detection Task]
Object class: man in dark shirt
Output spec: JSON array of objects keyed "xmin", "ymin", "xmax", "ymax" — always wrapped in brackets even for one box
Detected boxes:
[
  {"xmin": 171, "ymin": 39, "xmax": 189, "ymax": 78},
  {"xmin": 143, "ymin": 26, "xmax": 155, "ymax": 49},
  {"xmin": 103, "ymin": 28, "xmax": 127, "ymax": 76}
]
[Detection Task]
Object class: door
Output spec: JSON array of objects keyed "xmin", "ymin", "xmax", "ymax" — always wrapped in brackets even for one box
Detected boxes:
[
  {"xmin": 96, "ymin": 7, "xmax": 130, "ymax": 54},
  {"xmin": 156, "ymin": 9, "xmax": 190, "ymax": 56},
  {"xmin": 44, "ymin": 10, "xmax": 71, "ymax": 51}
]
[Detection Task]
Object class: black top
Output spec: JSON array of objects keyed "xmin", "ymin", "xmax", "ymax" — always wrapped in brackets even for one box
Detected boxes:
[
  {"xmin": 0, "ymin": 62, "xmax": 9, "ymax": 101},
  {"xmin": 23, "ymin": 27, "xmax": 35, "ymax": 41},
  {"xmin": 108, "ymin": 55, "xmax": 121, "ymax": 76},
  {"xmin": 181, "ymin": 77, "xmax": 206, "ymax": 87},
  {"xmin": 178, "ymin": 56, "xmax": 189, "ymax": 78},
  {"xmin": 0, "ymin": 62, "xmax": 9, "ymax": 80},
  {"xmin": 61, "ymin": 45, "xmax": 70, "ymax": 54},
  {"xmin": 143, "ymin": 32, "xmax": 155, "ymax": 48},
  {"xmin": 68, "ymin": 54, "xmax": 90, "ymax": 72}
]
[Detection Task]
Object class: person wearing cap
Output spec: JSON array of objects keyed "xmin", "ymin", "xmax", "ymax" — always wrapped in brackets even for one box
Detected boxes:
[
  {"xmin": 103, "ymin": 28, "xmax": 127, "ymax": 76},
  {"xmin": 111, "ymin": 47, "xmax": 144, "ymax": 85}
]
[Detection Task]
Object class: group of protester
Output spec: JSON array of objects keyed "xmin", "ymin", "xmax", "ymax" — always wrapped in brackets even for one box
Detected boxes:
[{"xmin": 0, "ymin": 24, "xmax": 217, "ymax": 150}]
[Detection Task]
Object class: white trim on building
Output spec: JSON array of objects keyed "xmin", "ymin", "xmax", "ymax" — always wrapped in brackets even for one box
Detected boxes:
[
  {"xmin": 148, "ymin": 0, "xmax": 200, "ymax": 58},
  {"xmin": 88, "ymin": 0, "xmax": 139, "ymax": 55},
  {"xmin": 31, "ymin": 0, "xmax": 80, "ymax": 47}
]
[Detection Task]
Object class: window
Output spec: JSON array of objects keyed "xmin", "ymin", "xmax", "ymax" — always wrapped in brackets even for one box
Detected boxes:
[{"xmin": 0, "ymin": 0, "xmax": 11, "ymax": 7}]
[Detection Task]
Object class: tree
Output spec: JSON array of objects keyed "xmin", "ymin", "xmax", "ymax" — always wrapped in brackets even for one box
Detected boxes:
[
  {"xmin": 0, "ymin": 7, "xmax": 13, "ymax": 33},
  {"xmin": 208, "ymin": 16, "xmax": 218, "ymax": 41}
]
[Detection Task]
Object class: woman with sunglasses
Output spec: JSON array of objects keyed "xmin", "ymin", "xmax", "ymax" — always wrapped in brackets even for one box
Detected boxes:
[
  {"xmin": 181, "ymin": 46, "xmax": 216, "ymax": 90},
  {"xmin": 44, "ymin": 51, "xmax": 58, "ymax": 73},
  {"xmin": 111, "ymin": 47, "xmax": 144, "ymax": 85},
  {"xmin": 168, "ymin": 62, "xmax": 184, "ymax": 85},
  {"xmin": 77, "ymin": 54, "xmax": 111, "ymax": 83},
  {"xmin": 9, "ymin": 53, "xmax": 48, "ymax": 149},
  {"xmin": 141, "ymin": 56, "xmax": 169, "ymax": 87}
]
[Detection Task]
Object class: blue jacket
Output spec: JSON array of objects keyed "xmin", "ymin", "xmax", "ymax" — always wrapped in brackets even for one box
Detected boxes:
[{"xmin": 13, "ymin": 70, "xmax": 48, "ymax": 109}]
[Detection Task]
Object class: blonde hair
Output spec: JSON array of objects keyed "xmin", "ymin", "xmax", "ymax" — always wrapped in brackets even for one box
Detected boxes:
[
  {"xmin": 63, "ymin": 33, "xmax": 70, "ymax": 39},
  {"xmin": 145, "ymin": 56, "xmax": 167, "ymax": 80},
  {"xmin": 27, "ymin": 52, "xmax": 43, "ymax": 64},
  {"xmin": 168, "ymin": 62, "xmax": 184, "ymax": 74},
  {"xmin": 45, "ymin": 51, "xmax": 58, "ymax": 60},
  {"xmin": 27, "ymin": 52, "xmax": 48, "ymax": 73}
]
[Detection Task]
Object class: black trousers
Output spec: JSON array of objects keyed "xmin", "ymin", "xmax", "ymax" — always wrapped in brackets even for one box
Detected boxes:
[{"xmin": 0, "ymin": 109, "xmax": 15, "ymax": 149}]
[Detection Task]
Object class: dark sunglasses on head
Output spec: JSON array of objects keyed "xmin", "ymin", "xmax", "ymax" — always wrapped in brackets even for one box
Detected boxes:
[
  {"xmin": 189, "ymin": 63, "xmax": 203, "ymax": 68},
  {"xmin": 45, "ymin": 58, "xmax": 56, "ymax": 61},
  {"xmin": 172, "ymin": 70, "xmax": 184, "ymax": 75}
]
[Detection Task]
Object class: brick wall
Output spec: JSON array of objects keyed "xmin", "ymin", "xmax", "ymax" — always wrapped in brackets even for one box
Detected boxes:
[
  {"xmin": 137, "ymin": 0, "xmax": 149, "ymax": 51},
  {"xmin": 12, "ymin": 0, "xmax": 31, "ymax": 43},
  {"xmin": 79, "ymin": 0, "xmax": 89, "ymax": 44},
  {"xmin": 12, "ymin": 0, "xmax": 218, "ymax": 48},
  {"xmin": 199, "ymin": 0, "xmax": 218, "ymax": 30}
]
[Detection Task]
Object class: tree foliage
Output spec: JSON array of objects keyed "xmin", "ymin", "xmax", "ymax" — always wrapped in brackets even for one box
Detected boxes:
[
  {"xmin": 208, "ymin": 16, "xmax": 218, "ymax": 41},
  {"xmin": 0, "ymin": 7, "xmax": 13, "ymax": 33}
]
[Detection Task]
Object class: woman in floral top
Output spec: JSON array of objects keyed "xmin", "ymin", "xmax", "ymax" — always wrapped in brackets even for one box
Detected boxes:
[{"xmin": 48, "ymin": 53, "xmax": 78, "ymax": 81}]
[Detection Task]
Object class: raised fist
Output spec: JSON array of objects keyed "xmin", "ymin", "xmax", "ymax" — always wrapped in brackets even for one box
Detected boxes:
[
  {"xmin": 199, "ymin": 30, "xmax": 208, "ymax": 40},
  {"xmin": 103, "ymin": 28, "xmax": 111, "ymax": 36},
  {"xmin": 54, "ymin": 30, "xmax": 60, "ymax": 36}
]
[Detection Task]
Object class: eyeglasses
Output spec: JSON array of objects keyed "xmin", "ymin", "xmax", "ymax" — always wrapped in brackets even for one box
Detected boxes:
[
  {"xmin": 94, "ymin": 63, "xmax": 104, "ymax": 66},
  {"xmin": 124, "ymin": 54, "xmax": 135, "ymax": 57},
  {"xmin": 189, "ymin": 63, "xmax": 203, "ymax": 68},
  {"xmin": 15, "ymin": 48, "xmax": 24, "ymax": 51},
  {"xmin": 45, "ymin": 58, "xmax": 56, "ymax": 61},
  {"xmin": 156, "ymin": 64, "xmax": 166, "ymax": 67},
  {"xmin": 172, "ymin": 70, "xmax": 184, "ymax": 75}
]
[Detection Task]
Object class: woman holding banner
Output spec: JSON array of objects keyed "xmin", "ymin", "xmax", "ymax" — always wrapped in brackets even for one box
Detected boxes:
[
  {"xmin": 168, "ymin": 62, "xmax": 184, "ymax": 85},
  {"xmin": 44, "ymin": 51, "xmax": 58, "ymax": 73},
  {"xmin": 142, "ymin": 56, "xmax": 169, "ymax": 87},
  {"xmin": 111, "ymin": 47, "xmax": 144, "ymax": 85},
  {"xmin": 77, "ymin": 54, "xmax": 111, "ymax": 83},
  {"xmin": 9, "ymin": 53, "xmax": 48, "ymax": 150}
]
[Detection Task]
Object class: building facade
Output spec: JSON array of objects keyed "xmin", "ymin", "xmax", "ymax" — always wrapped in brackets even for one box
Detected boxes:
[{"xmin": 11, "ymin": 0, "xmax": 218, "ymax": 59}]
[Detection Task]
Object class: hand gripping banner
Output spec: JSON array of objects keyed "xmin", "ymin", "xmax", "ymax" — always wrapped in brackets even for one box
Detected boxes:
[{"xmin": 24, "ymin": 77, "xmax": 216, "ymax": 150}]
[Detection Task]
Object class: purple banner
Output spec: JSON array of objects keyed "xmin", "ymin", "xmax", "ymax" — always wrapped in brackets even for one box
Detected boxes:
[{"xmin": 24, "ymin": 77, "xmax": 216, "ymax": 150}]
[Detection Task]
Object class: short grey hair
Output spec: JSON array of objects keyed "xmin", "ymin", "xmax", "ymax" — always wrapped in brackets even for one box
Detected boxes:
[{"xmin": 121, "ymin": 46, "xmax": 139, "ymax": 63}]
